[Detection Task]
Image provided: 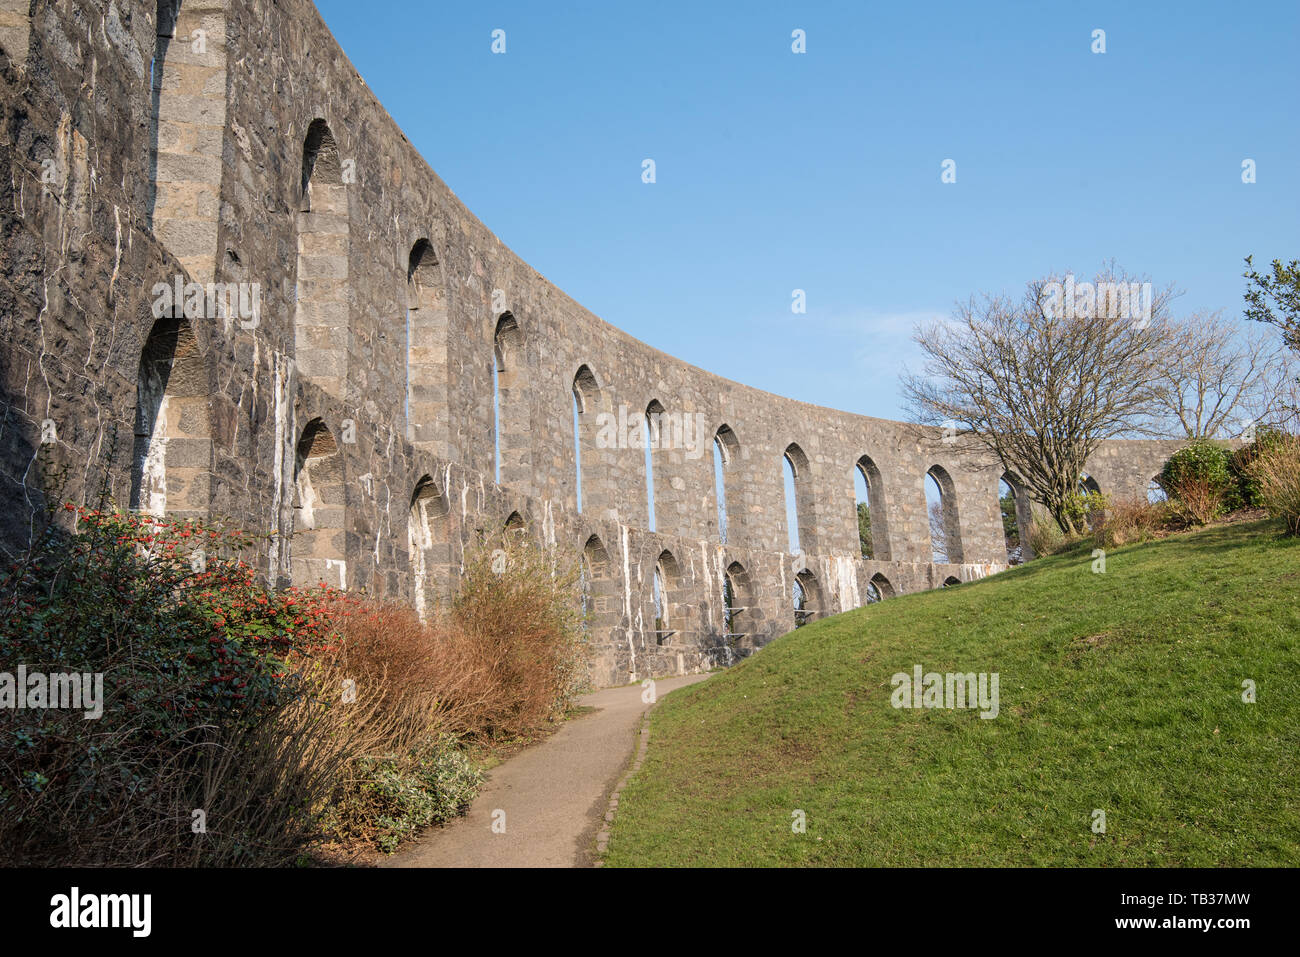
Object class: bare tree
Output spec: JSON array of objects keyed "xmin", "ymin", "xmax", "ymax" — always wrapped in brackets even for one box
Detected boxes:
[
  {"xmin": 927, "ymin": 499, "xmax": 948, "ymax": 563},
  {"xmin": 902, "ymin": 265, "xmax": 1178, "ymax": 535},
  {"xmin": 1153, "ymin": 311, "xmax": 1292, "ymax": 438}
]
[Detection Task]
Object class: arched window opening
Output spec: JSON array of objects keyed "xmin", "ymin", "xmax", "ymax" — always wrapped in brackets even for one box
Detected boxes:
[
  {"xmin": 869, "ymin": 572, "xmax": 896, "ymax": 602},
  {"xmin": 644, "ymin": 400, "xmax": 665, "ymax": 532},
  {"xmin": 794, "ymin": 569, "xmax": 823, "ymax": 627},
  {"xmin": 999, "ymin": 475, "xmax": 1023, "ymax": 565},
  {"xmin": 1077, "ymin": 471, "xmax": 1105, "ymax": 529},
  {"xmin": 926, "ymin": 465, "xmax": 963, "ymax": 563},
  {"xmin": 572, "ymin": 390, "xmax": 583, "ymax": 513},
  {"xmin": 655, "ymin": 564, "xmax": 665, "ymax": 631},
  {"xmin": 492, "ymin": 356, "xmax": 501, "ymax": 483},
  {"xmin": 653, "ymin": 566, "xmax": 667, "ymax": 636},
  {"xmin": 1147, "ymin": 477, "xmax": 1168, "ymax": 504},
  {"xmin": 783, "ymin": 443, "xmax": 813, "ymax": 555},
  {"xmin": 723, "ymin": 561, "xmax": 755, "ymax": 640},
  {"xmin": 713, "ymin": 425, "xmax": 740, "ymax": 544},
  {"xmin": 492, "ymin": 313, "xmax": 528, "ymax": 489},
  {"xmin": 292, "ymin": 418, "xmax": 345, "ymax": 588},
  {"xmin": 580, "ymin": 535, "xmax": 616, "ymax": 640},
  {"xmin": 580, "ymin": 551, "xmax": 593, "ymax": 623},
  {"xmin": 407, "ymin": 239, "xmax": 448, "ymax": 449},
  {"xmin": 571, "ymin": 365, "xmax": 610, "ymax": 516},
  {"xmin": 854, "ymin": 455, "xmax": 891, "ymax": 561},
  {"xmin": 295, "ymin": 119, "xmax": 349, "ymax": 397},
  {"xmin": 714, "ymin": 438, "xmax": 728, "ymax": 542},
  {"xmin": 653, "ymin": 551, "xmax": 680, "ymax": 645},
  {"xmin": 130, "ymin": 314, "xmax": 212, "ymax": 520},
  {"xmin": 853, "ymin": 467, "xmax": 871, "ymax": 559},
  {"xmin": 943, "ymin": 575, "xmax": 962, "ymax": 587},
  {"xmin": 924, "ymin": 472, "xmax": 947, "ymax": 563},
  {"xmin": 409, "ymin": 475, "xmax": 451, "ymax": 622}
]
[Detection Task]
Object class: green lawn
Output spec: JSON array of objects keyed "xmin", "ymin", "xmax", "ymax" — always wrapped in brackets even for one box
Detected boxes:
[{"xmin": 605, "ymin": 520, "xmax": 1300, "ymax": 866}]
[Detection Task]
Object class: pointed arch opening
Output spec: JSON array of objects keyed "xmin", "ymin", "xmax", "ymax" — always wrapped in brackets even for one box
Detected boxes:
[
  {"xmin": 643, "ymin": 399, "xmax": 666, "ymax": 532},
  {"xmin": 492, "ymin": 313, "xmax": 530, "ymax": 488},
  {"xmin": 581, "ymin": 534, "xmax": 617, "ymax": 640},
  {"xmin": 783, "ymin": 443, "xmax": 814, "ymax": 555},
  {"xmin": 1000, "ymin": 472, "xmax": 1032, "ymax": 565},
  {"xmin": 130, "ymin": 314, "xmax": 212, "ymax": 520},
  {"xmin": 853, "ymin": 454, "xmax": 891, "ymax": 561},
  {"xmin": 292, "ymin": 418, "xmax": 346, "ymax": 588},
  {"xmin": 1078, "ymin": 471, "xmax": 1105, "ymax": 529},
  {"xmin": 712, "ymin": 425, "xmax": 740, "ymax": 544},
  {"xmin": 572, "ymin": 365, "xmax": 612, "ymax": 517},
  {"xmin": 295, "ymin": 119, "xmax": 349, "ymax": 397},
  {"xmin": 406, "ymin": 239, "xmax": 448, "ymax": 450},
  {"xmin": 925, "ymin": 465, "xmax": 963, "ymax": 564},
  {"xmin": 722, "ymin": 561, "xmax": 757, "ymax": 640},
  {"xmin": 793, "ymin": 568, "xmax": 824, "ymax": 627},
  {"xmin": 652, "ymin": 549, "xmax": 682, "ymax": 645},
  {"xmin": 867, "ymin": 572, "xmax": 895, "ymax": 603},
  {"xmin": 409, "ymin": 474, "xmax": 451, "ymax": 622}
]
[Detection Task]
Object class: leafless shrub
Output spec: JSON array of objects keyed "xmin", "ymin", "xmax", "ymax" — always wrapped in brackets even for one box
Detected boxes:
[
  {"xmin": 1168, "ymin": 476, "xmax": 1226, "ymax": 527},
  {"xmin": 1248, "ymin": 435, "xmax": 1300, "ymax": 535},
  {"xmin": 902, "ymin": 263, "xmax": 1180, "ymax": 535},
  {"xmin": 1093, "ymin": 498, "xmax": 1169, "ymax": 549}
]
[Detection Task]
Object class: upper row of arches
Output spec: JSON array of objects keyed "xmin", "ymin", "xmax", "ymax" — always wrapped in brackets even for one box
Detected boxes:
[
  {"xmin": 522, "ymin": 342, "xmax": 976, "ymax": 565},
  {"xmin": 142, "ymin": 23, "xmax": 1008, "ymax": 575},
  {"xmin": 142, "ymin": 46, "xmax": 1103, "ymax": 574}
]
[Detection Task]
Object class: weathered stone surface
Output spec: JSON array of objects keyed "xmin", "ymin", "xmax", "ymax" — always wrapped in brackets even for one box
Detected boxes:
[{"xmin": 0, "ymin": 0, "xmax": 1189, "ymax": 688}]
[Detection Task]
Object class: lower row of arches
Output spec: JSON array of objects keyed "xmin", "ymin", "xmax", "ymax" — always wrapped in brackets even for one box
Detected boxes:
[{"xmin": 126, "ymin": 315, "xmax": 979, "ymax": 631}]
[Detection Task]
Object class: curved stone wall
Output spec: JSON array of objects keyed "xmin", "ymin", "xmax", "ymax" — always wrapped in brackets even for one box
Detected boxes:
[{"xmin": 0, "ymin": 0, "xmax": 1187, "ymax": 686}]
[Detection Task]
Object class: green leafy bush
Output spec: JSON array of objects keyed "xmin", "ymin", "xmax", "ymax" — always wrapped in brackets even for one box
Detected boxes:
[
  {"xmin": 332, "ymin": 738, "xmax": 483, "ymax": 854},
  {"xmin": 1063, "ymin": 489, "xmax": 1110, "ymax": 531},
  {"xmin": 1161, "ymin": 442, "xmax": 1235, "ymax": 519},
  {"xmin": 1161, "ymin": 442, "xmax": 1233, "ymax": 498},
  {"xmin": 0, "ymin": 506, "xmax": 345, "ymax": 865}
]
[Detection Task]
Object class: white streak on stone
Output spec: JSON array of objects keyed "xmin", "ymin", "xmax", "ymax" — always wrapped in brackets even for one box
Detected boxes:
[
  {"xmin": 621, "ymin": 524, "xmax": 635, "ymax": 679},
  {"xmin": 140, "ymin": 394, "xmax": 169, "ymax": 517},
  {"xmin": 325, "ymin": 558, "xmax": 347, "ymax": 589}
]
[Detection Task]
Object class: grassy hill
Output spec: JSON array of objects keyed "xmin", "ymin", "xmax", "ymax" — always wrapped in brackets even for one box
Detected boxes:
[{"xmin": 605, "ymin": 520, "xmax": 1300, "ymax": 866}]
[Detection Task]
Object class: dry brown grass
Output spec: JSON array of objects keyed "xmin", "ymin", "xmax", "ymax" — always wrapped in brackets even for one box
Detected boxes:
[
  {"xmin": 318, "ymin": 532, "xmax": 589, "ymax": 744},
  {"xmin": 1093, "ymin": 497, "xmax": 1169, "ymax": 549},
  {"xmin": 1248, "ymin": 435, "xmax": 1300, "ymax": 535},
  {"xmin": 0, "ymin": 662, "xmax": 389, "ymax": 867},
  {"xmin": 1169, "ymin": 476, "xmax": 1227, "ymax": 527},
  {"xmin": 303, "ymin": 532, "xmax": 589, "ymax": 854},
  {"xmin": 1026, "ymin": 517, "xmax": 1067, "ymax": 557}
]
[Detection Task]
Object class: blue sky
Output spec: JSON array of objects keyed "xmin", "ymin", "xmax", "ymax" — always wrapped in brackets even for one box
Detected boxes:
[{"xmin": 316, "ymin": 0, "xmax": 1299, "ymax": 421}]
